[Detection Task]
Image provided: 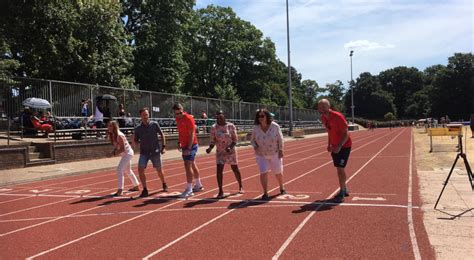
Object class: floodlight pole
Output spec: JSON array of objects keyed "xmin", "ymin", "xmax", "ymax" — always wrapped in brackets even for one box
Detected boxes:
[
  {"xmin": 350, "ymin": 50, "xmax": 355, "ymax": 125},
  {"xmin": 286, "ymin": 0, "xmax": 293, "ymax": 136}
]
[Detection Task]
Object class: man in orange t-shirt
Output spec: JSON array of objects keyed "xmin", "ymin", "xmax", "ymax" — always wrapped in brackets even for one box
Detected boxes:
[
  {"xmin": 318, "ymin": 99, "xmax": 352, "ymax": 202},
  {"xmin": 173, "ymin": 103, "xmax": 202, "ymax": 198}
]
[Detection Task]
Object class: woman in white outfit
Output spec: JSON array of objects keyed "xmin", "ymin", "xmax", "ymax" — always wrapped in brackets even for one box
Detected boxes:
[
  {"xmin": 251, "ymin": 109, "xmax": 286, "ymax": 200},
  {"xmin": 107, "ymin": 121, "xmax": 140, "ymax": 196}
]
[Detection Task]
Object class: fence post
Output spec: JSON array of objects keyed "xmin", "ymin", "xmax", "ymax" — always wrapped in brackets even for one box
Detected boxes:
[
  {"xmin": 149, "ymin": 91, "xmax": 153, "ymax": 117},
  {"xmin": 239, "ymin": 102, "xmax": 242, "ymax": 120},
  {"xmin": 48, "ymin": 80, "xmax": 53, "ymax": 114},
  {"xmin": 190, "ymin": 97, "xmax": 193, "ymax": 115},
  {"xmin": 7, "ymin": 85, "xmax": 11, "ymax": 145},
  {"xmin": 206, "ymin": 99, "xmax": 209, "ymax": 115}
]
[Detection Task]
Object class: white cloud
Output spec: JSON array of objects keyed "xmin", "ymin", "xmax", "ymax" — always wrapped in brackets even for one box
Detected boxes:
[{"xmin": 344, "ymin": 40, "xmax": 395, "ymax": 51}]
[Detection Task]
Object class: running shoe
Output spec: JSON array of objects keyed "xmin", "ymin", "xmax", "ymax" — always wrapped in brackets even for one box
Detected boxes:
[
  {"xmin": 162, "ymin": 183, "xmax": 168, "ymax": 192},
  {"xmin": 261, "ymin": 193, "xmax": 270, "ymax": 200},
  {"xmin": 179, "ymin": 189, "xmax": 194, "ymax": 198},
  {"xmin": 192, "ymin": 185, "xmax": 204, "ymax": 192},
  {"xmin": 280, "ymin": 189, "xmax": 287, "ymax": 195},
  {"xmin": 343, "ymin": 187, "xmax": 350, "ymax": 197},
  {"xmin": 128, "ymin": 186, "xmax": 139, "ymax": 192},
  {"xmin": 139, "ymin": 189, "xmax": 149, "ymax": 198},
  {"xmin": 333, "ymin": 192, "xmax": 344, "ymax": 203}
]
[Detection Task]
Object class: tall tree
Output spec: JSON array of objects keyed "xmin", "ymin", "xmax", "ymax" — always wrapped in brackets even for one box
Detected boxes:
[
  {"xmin": 132, "ymin": 0, "xmax": 194, "ymax": 92},
  {"xmin": 184, "ymin": 5, "xmax": 273, "ymax": 101},
  {"xmin": 431, "ymin": 53, "xmax": 473, "ymax": 120},
  {"xmin": 378, "ymin": 66, "xmax": 423, "ymax": 118},
  {"xmin": 0, "ymin": 0, "xmax": 134, "ymax": 88},
  {"xmin": 300, "ymin": 79, "xmax": 324, "ymax": 109},
  {"xmin": 346, "ymin": 72, "xmax": 396, "ymax": 119}
]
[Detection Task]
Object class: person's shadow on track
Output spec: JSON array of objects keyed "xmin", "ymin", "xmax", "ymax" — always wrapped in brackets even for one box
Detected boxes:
[
  {"xmin": 70, "ymin": 194, "xmax": 115, "ymax": 204},
  {"xmin": 292, "ymin": 199, "xmax": 341, "ymax": 214},
  {"xmin": 227, "ymin": 194, "xmax": 280, "ymax": 209},
  {"xmin": 183, "ymin": 192, "xmax": 242, "ymax": 208},
  {"xmin": 132, "ymin": 192, "xmax": 179, "ymax": 208},
  {"xmin": 98, "ymin": 197, "xmax": 135, "ymax": 206}
]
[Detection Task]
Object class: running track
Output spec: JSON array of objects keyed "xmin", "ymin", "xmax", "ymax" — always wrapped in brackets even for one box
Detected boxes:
[{"xmin": 0, "ymin": 128, "xmax": 435, "ymax": 259}]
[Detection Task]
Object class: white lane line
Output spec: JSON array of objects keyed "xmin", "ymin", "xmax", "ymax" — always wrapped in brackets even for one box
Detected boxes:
[
  {"xmin": 272, "ymin": 129, "xmax": 406, "ymax": 260},
  {"xmin": 407, "ymin": 130, "xmax": 421, "ymax": 260},
  {"xmin": 142, "ymin": 131, "xmax": 396, "ymax": 259},
  {"xmin": 0, "ymin": 202, "xmax": 419, "ymax": 224}
]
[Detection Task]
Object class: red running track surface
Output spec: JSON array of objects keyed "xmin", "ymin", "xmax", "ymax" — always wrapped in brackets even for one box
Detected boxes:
[{"xmin": 0, "ymin": 128, "xmax": 435, "ymax": 259}]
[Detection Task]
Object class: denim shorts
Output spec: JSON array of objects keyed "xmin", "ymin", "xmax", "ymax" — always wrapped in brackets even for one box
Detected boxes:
[
  {"xmin": 182, "ymin": 144, "xmax": 198, "ymax": 161},
  {"xmin": 138, "ymin": 153, "xmax": 162, "ymax": 169}
]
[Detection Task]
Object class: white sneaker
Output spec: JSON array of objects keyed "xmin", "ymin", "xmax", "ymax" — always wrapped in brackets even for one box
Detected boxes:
[
  {"xmin": 179, "ymin": 189, "xmax": 194, "ymax": 198},
  {"xmin": 192, "ymin": 185, "xmax": 204, "ymax": 192}
]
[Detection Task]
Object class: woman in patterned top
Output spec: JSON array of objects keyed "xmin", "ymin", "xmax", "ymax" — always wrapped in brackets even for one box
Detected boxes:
[
  {"xmin": 251, "ymin": 109, "xmax": 286, "ymax": 200},
  {"xmin": 206, "ymin": 110, "xmax": 244, "ymax": 198}
]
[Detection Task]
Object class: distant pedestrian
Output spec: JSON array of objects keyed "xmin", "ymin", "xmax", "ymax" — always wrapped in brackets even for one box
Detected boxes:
[{"xmin": 470, "ymin": 114, "xmax": 474, "ymax": 138}]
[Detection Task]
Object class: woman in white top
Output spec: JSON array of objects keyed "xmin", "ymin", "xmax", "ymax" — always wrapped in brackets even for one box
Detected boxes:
[
  {"xmin": 251, "ymin": 109, "xmax": 286, "ymax": 200},
  {"xmin": 107, "ymin": 121, "xmax": 140, "ymax": 196}
]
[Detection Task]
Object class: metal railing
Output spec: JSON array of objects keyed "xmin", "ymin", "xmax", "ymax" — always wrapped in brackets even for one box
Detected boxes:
[
  {"xmin": 0, "ymin": 77, "xmax": 322, "ymax": 144},
  {"xmin": 1, "ymin": 77, "xmax": 319, "ymax": 122}
]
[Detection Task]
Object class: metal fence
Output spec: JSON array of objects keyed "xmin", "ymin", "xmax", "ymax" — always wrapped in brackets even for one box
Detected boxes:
[{"xmin": 0, "ymin": 77, "xmax": 320, "ymax": 128}]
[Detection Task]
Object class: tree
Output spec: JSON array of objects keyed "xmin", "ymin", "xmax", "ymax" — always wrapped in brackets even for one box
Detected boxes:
[
  {"xmin": 183, "ymin": 5, "xmax": 265, "ymax": 100},
  {"xmin": 132, "ymin": 0, "xmax": 194, "ymax": 92},
  {"xmin": 345, "ymin": 72, "xmax": 396, "ymax": 119},
  {"xmin": 378, "ymin": 66, "xmax": 424, "ymax": 118},
  {"xmin": 384, "ymin": 112, "xmax": 396, "ymax": 121},
  {"xmin": 0, "ymin": 38, "xmax": 19, "ymax": 81},
  {"xmin": 431, "ymin": 53, "xmax": 473, "ymax": 120},
  {"xmin": 300, "ymin": 79, "xmax": 324, "ymax": 109},
  {"xmin": 0, "ymin": 0, "xmax": 134, "ymax": 88}
]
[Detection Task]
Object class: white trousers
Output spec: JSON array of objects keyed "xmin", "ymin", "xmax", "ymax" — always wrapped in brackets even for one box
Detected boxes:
[{"xmin": 117, "ymin": 153, "xmax": 139, "ymax": 189}]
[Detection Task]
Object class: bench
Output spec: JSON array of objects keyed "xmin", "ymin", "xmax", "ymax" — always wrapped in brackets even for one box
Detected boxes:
[
  {"xmin": 427, "ymin": 125, "xmax": 462, "ymax": 152},
  {"xmin": 292, "ymin": 129, "xmax": 305, "ymax": 138}
]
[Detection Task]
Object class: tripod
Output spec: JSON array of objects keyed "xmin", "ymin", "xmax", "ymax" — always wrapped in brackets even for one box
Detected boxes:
[{"xmin": 434, "ymin": 134, "xmax": 474, "ymax": 209}]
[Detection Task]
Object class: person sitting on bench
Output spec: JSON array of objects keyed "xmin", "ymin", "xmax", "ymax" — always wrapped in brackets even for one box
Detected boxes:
[{"xmin": 31, "ymin": 111, "xmax": 53, "ymax": 134}]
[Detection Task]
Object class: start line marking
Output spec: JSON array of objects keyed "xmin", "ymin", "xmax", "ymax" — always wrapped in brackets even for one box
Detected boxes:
[{"xmin": 352, "ymin": 196, "xmax": 386, "ymax": 201}]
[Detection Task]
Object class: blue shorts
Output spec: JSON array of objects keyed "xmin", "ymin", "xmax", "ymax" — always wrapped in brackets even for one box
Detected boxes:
[
  {"xmin": 182, "ymin": 144, "xmax": 198, "ymax": 161},
  {"xmin": 138, "ymin": 153, "xmax": 162, "ymax": 169}
]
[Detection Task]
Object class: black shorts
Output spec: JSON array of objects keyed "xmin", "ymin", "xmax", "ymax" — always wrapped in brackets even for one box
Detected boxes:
[{"xmin": 331, "ymin": 147, "xmax": 351, "ymax": 168}]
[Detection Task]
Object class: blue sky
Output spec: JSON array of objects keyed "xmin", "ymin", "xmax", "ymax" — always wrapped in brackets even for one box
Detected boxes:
[{"xmin": 195, "ymin": 0, "xmax": 473, "ymax": 88}]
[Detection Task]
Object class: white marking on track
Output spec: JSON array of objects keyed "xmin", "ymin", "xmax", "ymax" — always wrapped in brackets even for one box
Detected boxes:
[
  {"xmin": 352, "ymin": 196, "xmax": 386, "ymax": 201},
  {"xmin": 276, "ymin": 194, "xmax": 310, "ymax": 200},
  {"xmin": 408, "ymin": 130, "xmax": 422, "ymax": 260}
]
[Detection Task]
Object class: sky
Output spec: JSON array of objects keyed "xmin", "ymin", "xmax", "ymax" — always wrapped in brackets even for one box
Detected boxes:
[{"xmin": 195, "ymin": 0, "xmax": 473, "ymax": 88}]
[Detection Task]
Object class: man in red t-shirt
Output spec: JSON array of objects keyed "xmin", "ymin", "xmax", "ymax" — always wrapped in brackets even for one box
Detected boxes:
[
  {"xmin": 318, "ymin": 99, "xmax": 352, "ymax": 202},
  {"xmin": 173, "ymin": 103, "xmax": 202, "ymax": 198}
]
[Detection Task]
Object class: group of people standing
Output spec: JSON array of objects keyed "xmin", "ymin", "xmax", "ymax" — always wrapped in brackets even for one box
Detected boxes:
[{"xmin": 106, "ymin": 98, "xmax": 352, "ymax": 203}]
